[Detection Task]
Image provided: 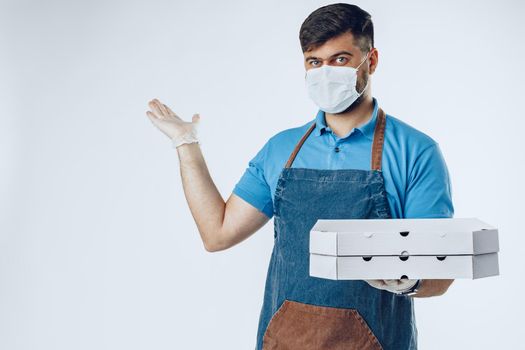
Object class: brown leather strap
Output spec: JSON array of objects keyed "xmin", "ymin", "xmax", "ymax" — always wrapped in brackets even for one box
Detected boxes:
[
  {"xmin": 284, "ymin": 108, "xmax": 387, "ymax": 170},
  {"xmin": 285, "ymin": 121, "xmax": 317, "ymax": 168},
  {"xmin": 371, "ymin": 108, "xmax": 386, "ymax": 171}
]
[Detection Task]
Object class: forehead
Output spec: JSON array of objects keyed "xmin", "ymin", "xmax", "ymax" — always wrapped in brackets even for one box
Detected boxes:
[{"xmin": 303, "ymin": 31, "xmax": 360, "ymax": 58}]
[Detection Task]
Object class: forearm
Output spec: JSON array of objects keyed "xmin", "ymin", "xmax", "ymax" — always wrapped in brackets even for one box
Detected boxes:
[
  {"xmin": 176, "ymin": 142, "xmax": 225, "ymax": 251},
  {"xmin": 412, "ymin": 279, "xmax": 454, "ymax": 298}
]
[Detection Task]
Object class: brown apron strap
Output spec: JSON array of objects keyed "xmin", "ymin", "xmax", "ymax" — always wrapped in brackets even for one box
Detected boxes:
[
  {"xmin": 284, "ymin": 121, "xmax": 317, "ymax": 168},
  {"xmin": 371, "ymin": 108, "xmax": 386, "ymax": 171},
  {"xmin": 284, "ymin": 108, "xmax": 387, "ymax": 170}
]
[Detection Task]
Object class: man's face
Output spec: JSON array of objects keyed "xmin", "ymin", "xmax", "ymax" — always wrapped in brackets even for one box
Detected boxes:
[{"xmin": 303, "ymin": 31, "xmax": 378, "ymax": 113}]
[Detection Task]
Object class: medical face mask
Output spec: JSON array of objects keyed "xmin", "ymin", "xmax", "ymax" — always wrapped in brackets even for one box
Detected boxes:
[{"xmin": 305, "ymin": 52, "xmax": 370, "ymax": 114}]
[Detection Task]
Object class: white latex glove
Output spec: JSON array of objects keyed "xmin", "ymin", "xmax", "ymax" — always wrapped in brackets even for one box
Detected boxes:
[
  {"xmin": 365, "ymin": 279, "xmax": 420, "ymax": 294},
  {"xmin": 146, "ymin": 98, "xmax": 200, "ymax": 148}
]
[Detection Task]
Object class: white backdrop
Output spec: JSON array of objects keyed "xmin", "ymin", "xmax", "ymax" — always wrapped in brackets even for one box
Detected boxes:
[{"xmin": 1, "ymin": 0, "xmax": 524, "ymax": 349}]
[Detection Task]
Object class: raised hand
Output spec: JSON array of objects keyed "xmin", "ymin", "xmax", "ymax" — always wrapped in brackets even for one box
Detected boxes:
[{"xmin": 146, "ymin": 98, "xmax": 200, "ymax": 147}]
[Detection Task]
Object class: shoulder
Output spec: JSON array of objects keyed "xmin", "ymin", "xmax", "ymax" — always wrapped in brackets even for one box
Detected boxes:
[
  {"xmin": 265, "ymin": 120, "xmax": 314, "ymax": 152},
  {"xmin": 385, "ymin": 113, "xmax": 439, "ymax": 153},
  {"xmin": 253, "ymin": 119, "xmax": 314, "ymax": 170},
  {"xmin": 383, "ymin": 113, "xmax": 448, "ymax": 181}
]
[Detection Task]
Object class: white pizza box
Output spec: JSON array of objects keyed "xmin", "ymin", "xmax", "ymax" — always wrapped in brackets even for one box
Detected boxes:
[
  {"xmin": 309, "ymin": 252, "xmax": 499, "ymax": 280},
  {"xmin": 310, "ymin": 217, "xmax": 499, "ymax": 256}
]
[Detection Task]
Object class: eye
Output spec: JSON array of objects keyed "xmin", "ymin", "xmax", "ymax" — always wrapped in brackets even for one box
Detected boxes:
[
  {"xmin": 336, "ymin": 56, "xmax": 348, "ymax": 64},
  {"xmin": 309, "ymin": 60, "xmax": 321, "ymax": 67}
]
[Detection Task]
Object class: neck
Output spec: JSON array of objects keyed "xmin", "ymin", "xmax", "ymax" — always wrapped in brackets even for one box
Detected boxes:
[{"xmin": 325, "ymin": 95, "xmax": 374, "ymax": 138}]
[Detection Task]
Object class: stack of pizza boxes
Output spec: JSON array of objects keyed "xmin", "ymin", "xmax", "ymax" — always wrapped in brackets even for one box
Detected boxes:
[{"xmin": 309, "ymin": 218, "xmax": 499, "ymax": 280}]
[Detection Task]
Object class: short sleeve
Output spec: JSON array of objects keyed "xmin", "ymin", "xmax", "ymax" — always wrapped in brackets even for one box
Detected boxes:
[
  {"xmin": 233, "ymin": 140, "xmax": 274, "ymax": 219},
  {"xmin": 403, "ymin": 143, "xmax": 454, "ymax": 218}
]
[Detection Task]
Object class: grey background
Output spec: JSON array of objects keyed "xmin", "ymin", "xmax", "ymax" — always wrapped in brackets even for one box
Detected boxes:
[{"xmin": 1, "ymin": 0, "xmax": 524, "ymax": 348}]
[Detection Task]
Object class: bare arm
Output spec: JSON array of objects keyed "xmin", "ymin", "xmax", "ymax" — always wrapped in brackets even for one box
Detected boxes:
[
  {"xmin": 147, "ymin": 98, "xmax": 270, "ymax": 252},
  {"xmin": 176, "ymin": 143, "xmax": 270, "ymax": 252}
]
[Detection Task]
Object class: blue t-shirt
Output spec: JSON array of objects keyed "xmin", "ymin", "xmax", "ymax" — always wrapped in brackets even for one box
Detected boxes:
[{"xmin": 233, "ymin": 97, "xmax": 454, "ymax": 220}]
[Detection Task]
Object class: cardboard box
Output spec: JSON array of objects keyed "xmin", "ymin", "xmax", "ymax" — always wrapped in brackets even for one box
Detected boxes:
[
  {"xmin": 309, "ymin": 252, "xmax": 499, "ymax": 280},
  {"xmin": 310, "ymin": 217, "xmax": 499, "ymax": 256},
  {"xmin": 308, "ymin": 217, "xmax": 500, "ymax": 280}
]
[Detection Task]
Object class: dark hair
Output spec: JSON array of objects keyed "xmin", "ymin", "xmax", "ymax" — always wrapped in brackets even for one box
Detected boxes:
[{"xmin": 299, "ymin": 3, "xmax": 374, "ymax": 53}]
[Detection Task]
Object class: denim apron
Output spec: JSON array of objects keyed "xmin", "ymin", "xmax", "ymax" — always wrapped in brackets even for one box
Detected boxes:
[{"xmin": 255, "ymin": 108, "xmax": 417, "ymax": 349}]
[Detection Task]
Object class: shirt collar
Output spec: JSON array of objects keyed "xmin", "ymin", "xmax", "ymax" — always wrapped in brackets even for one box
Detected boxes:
[{"xmin": 313, "ymin": 97, "xmax": 379, "ymax": 141}]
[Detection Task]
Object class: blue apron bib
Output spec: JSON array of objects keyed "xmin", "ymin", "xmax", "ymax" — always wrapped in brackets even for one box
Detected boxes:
[{"xmin": 255, "ymin": 108, "xmax": 417, "ymax": 349}]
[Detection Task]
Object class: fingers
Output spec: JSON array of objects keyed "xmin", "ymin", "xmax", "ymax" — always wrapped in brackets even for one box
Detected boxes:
[
  {"xmin": 162, "ymin": 103, "xmax": 179, "ymax": 118},
  {"xmin": 384, "ymin": 279, "xmax": 400, "ymax": 287},
  {"xmin": 147, "ymin": 98, "xmax": 184, "ymax": 121},
  {"xmin": 164, "ymin": 103, "xmax": 183, "ymax": 121},
  {"xmin": 146, "ymin": 98, "xmax": 199, "ymax": 128},
  {"xmin": 365, "ymin": 279, "xmax": 386, "ymax": 288},
  {"xmin": 146, "ymin": 111, "xmax": 157, "ymax": 120},
  {"xmin": 157, "ymin": 100, "xmax": 170, "ymax": 116},
  {"xmin": 147, "ymin": 101, "xmax": 164, "ymax": 121},
  {"xmin": 146, "ymin": 111, "xmax": 161, "ymax": 126}
]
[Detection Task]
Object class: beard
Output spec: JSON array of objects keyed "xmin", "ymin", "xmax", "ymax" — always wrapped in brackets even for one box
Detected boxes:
[{"xmin": 334, "ymin": 73, "xmax": 369, "ymax": 115}]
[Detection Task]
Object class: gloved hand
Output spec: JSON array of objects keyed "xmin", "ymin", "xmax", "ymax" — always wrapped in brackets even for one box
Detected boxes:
[
  {"xmin": 146, "ymin": 98, "xmax": 200, "ymax": 148},
  {"xmin": 365, "ymin": 279, "xmax": 420, "ymax": 294}
]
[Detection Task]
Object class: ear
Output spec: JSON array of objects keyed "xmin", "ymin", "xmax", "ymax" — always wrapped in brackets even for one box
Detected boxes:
[{"xmin": 368, "ymin": 48, "xmax": 379, "ymax": 75}]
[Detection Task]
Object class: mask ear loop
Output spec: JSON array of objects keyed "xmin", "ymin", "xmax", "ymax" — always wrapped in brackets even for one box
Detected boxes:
[
  {"xmin": 356, "ymin": 50, "xmax": 372, "ymax": 95},
  {"xmin": 356, "ymin": 50, "xmax": 371, "ymax": 70},
  {"xmin": 358, "ymin": 76, "xmax": 370, "ymax": 96}
]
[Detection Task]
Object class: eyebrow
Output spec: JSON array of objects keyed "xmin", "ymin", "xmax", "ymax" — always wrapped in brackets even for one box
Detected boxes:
[{"xmin": 304, "ymin": 50, "xmax": 354, "ymax": 61}]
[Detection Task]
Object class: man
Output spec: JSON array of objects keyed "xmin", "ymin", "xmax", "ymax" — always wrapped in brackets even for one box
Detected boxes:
[{"xmin": 146, "ymin": 3, "xmax": 454, "ymax": 349}]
